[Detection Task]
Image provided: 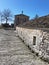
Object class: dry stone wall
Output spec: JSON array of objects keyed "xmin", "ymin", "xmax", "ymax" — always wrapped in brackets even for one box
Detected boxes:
[{"xmin": 16, "ymin": 26, "xmax": 49, "ymax": 62}]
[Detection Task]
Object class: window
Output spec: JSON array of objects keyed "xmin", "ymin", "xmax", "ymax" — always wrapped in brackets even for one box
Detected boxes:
[
  {"xmin": 17, "ymin": 17, "xmax": 19, "ymax": 21},
  {"xmin": 33, "ymin": 36, "xmax": 36, "ymax": 45},
  {"xmin": 17, "ymin": 17, "xmax": 19, "ymax": 24},
  {"xmin": 24, "ymin": 18, "xmax": 26, "ymax": 22}
]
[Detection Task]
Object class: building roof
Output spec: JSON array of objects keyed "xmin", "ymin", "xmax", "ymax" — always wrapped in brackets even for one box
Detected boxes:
[{"xmin": 15, "ymin": 14, "xmax": 29, "ymax": 18}]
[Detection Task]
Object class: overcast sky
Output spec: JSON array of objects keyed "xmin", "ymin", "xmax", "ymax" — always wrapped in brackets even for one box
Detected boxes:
[{"xmin": 0, "ymin": 0, "xmax": 49, "ymax": 24}]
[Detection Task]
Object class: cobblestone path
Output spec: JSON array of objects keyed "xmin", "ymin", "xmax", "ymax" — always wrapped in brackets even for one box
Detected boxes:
[{"xmin": 0, "ymin": 29, "xmax": 49, "ymax": 65}]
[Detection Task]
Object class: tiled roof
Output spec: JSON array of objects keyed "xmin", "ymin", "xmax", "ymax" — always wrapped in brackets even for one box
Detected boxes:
[{"xmin": 15, "ymin": 14, "xmax": 29, "ymax": 17}]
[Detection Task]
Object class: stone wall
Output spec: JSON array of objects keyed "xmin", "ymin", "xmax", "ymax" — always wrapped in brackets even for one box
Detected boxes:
[{"xmin": 16, "ymin": 26, "xmax": 49, "ymax": 62}]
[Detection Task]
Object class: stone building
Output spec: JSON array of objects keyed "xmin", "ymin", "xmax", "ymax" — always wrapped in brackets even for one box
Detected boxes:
[
  {"xmin": 14, "ymin": 13, "xmax": 29, "ymax": 29},
  {"xmin": 16, "ymin": 14, "xmax": 49, "ymax": 62}
]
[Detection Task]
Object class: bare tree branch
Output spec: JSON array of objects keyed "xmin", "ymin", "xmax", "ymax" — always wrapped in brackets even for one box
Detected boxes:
[{"xmin": 2, "ymin": 9, "xmax": 13, "ymax": 24}]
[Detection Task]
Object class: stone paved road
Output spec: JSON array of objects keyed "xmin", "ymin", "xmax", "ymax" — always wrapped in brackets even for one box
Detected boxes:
[{"xmin": 0, "ymin": 29, "xmax": 49, "ymax": 65}]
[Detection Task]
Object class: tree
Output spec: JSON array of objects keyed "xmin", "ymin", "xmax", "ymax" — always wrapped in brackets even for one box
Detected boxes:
[
  {"xmin": 2, "ymin": 9, "xmax": 12, "ymax": 24},
  {"xmin": 34, "ymin": 14, "xmax": 39, "ymax": 19},
  {"xmin": 0, "ymin": 11, "xmax": 3, "ymax": 24}
]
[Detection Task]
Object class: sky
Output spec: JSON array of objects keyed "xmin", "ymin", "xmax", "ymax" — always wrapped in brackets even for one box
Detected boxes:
[{"xmin": 0, "ymin": 0, "xmax": 49, "ymax": 24}]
